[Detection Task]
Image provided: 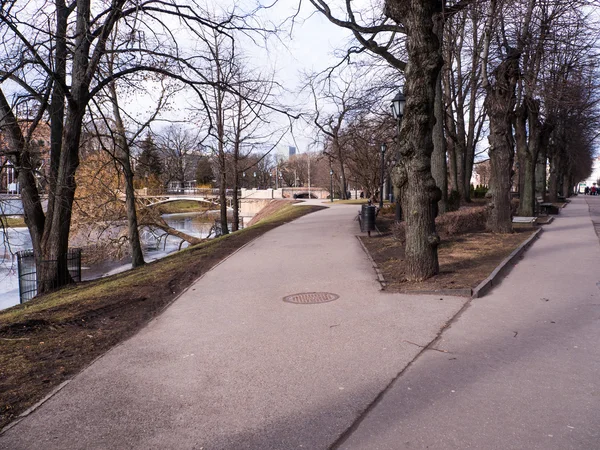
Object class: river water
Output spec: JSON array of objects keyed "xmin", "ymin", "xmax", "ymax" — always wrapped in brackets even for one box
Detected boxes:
[{"xmin": 0, "ymin": 212, "xmax": 231, "ymax": 311}]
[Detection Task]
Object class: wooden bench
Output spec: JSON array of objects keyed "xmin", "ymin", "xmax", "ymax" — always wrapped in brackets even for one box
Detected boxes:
[
  {"xmin": 512, "ymin": 216, "xmax": 537, "ymax": 224},
  {"xmin": 536, "ymin": 196, "xmax": 559, "ymax": 215}
]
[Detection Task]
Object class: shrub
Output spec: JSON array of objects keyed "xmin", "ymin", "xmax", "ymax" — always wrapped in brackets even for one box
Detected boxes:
[
  {"xmin": 391, "ymin": 206, "xmax": 488, "ymax": 242},
  {"xmin": 447, "ymin": 190, "xmax": 461, "ymax": 212},
  {"xmin": 436, "ymin": 206, "xmax": 487, "ymax": 238},
  {"xmin": 470, "ymin": 185, "xmax": 489, "ymax": 198}
]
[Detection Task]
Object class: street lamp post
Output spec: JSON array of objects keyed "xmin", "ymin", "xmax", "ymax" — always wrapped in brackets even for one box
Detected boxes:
[
  {"xmin": 390, "ymin": 89, "xmax": 406, "ymax": 222},
  {"xmin": 253, "ymin": 171, "xmax": 257, "ymax": 189},
  {"xmin": 380, "ymin": 143, "xmax": 387, "ymax": 210},
  {"xmin": 330, "ymin": 169, "xmax": 334, "ymax": 203}
]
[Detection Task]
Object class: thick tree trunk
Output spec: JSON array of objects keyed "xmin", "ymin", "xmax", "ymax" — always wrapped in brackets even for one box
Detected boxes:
[
  {"xmin": 484, "ymin": 52, "xmax": 519, "ymax": 233},
  {"xmin": 388, "ymin": 0, "xmax": 443, "ymax": 281}
]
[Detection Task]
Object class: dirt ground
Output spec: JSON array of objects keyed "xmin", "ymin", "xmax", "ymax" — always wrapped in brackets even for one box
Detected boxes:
[
  {"xmin": 0, "ymin": 203, "xmax": 324, "ymax": 431},
  {"xmin": 361, "ymin": 229, "xmax": 536, "ymax": 293}
]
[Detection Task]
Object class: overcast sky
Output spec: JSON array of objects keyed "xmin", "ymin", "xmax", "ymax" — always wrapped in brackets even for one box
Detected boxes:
[{"xmin": 121, "ymin": 0, "xmax": 358, "ymax": 156}]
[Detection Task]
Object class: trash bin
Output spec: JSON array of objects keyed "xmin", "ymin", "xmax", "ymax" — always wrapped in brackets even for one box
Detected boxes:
[{"xmin": 360, "ymin": 204, "xmax": 376, "ymax": 234}]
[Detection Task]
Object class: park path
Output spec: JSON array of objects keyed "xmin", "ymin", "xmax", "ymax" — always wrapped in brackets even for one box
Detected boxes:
[
  {"xmin": 0, "ymin": 202, "xmax": 468, "ymax": 449},
  {"xmin": 339, "ymin": 196, "xmax": 600, "ymax": 449}
]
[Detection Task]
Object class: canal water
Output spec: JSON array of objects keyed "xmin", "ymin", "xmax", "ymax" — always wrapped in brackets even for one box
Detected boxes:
[{"xmin": 0, "ymin": 212, "xmax": 238, "ymax": 311}]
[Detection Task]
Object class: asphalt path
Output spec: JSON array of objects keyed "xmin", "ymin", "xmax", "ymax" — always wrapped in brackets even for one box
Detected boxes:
[
  {"xmin": 339, "ymin": 196, "xmax": 600, "ymax": 449},
  {"xmin": 0, "ymin": 202, "xmax": 468, "ymax": 449}
]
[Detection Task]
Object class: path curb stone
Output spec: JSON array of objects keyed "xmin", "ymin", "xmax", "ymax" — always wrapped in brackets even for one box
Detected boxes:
[
  {"xmin": 471, "ymin": 228, "xmax": 542, "ymax": 298},
  {"xmin": 359, "ymin": 228, "xmax": 543, "ymax": 299}
]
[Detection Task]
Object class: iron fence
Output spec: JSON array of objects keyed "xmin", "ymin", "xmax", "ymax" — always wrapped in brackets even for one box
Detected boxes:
[{"xmin": 16, "ymin": 248, "xmax": 82, "ymax": 303}]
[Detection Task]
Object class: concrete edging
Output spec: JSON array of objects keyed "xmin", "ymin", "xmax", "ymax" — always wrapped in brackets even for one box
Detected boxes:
[
  {"xmin": 471, "ymin": 228, "xmax": 542, "ymax": 298},
  {"xmin": 357, "ymin": 228, "xmax": 543, "ymax": 299},
  {"xmin": 356, "ymin": 236, "xmax": 386, "ymax": 290}
]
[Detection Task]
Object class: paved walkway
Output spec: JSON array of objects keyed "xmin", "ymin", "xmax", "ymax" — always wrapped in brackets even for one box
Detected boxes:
[
  {"xmin": 1, "ymin": 198, "xmax": 599, "ymax": 449},
  {"xmin": 0, "ymin": 202, "xmax": 468, "ymax": 449},
  {"xmin": 340, "ymin": 196, "xmax": 600, "ymax": 449}
]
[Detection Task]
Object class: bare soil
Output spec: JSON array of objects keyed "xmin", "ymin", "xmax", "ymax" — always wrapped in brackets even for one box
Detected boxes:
[
  {"xmin": 361, "ymin": 229, "xmax": 536, "ymax": 293},
  {"xmin": 0, "ymin": 203, "xmax": 324, "ymax": 430}
]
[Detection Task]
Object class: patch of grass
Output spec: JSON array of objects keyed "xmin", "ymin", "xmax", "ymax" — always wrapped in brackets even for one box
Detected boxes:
[
  {"xmin": 154, "ymin": 200, "xmax": 212, "ymax": 214},
  {"xmin": 0, "ymin": 203, "xmax": 325, "ymax": 430},
  {"xmin": 333, "ymin": 199, "xmax": 371, "ymax": 205},
  {"xmin": 1, "ymin": 216, "xmax": 26, "ymax": 228}
]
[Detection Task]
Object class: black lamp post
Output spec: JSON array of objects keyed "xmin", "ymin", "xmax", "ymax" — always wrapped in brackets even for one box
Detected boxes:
[
  {"xmin": 330, "ymin": 169, "xmax": 334, "ymax": 202},
  {"xmin": 391, "ymin": 89, "xmax": 406, "ymax": 221},
  {"xmin": 380, "ymin": 143, "xmax": 387, "ymax": 209}
]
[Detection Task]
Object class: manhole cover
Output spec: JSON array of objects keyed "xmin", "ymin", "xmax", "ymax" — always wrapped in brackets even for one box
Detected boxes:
[{"xmin": 283, "ymin": 292, "xmax": 339, "ymax": 304}]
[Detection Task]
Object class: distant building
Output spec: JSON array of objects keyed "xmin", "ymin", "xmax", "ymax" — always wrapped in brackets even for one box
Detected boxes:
[
  {"xmin": 289, "ymin": 146, "xmax": 296, "ymax": 158},
  {"xmin": 0, "ymin": 120, "xmax": 51, "ymax": 194}
]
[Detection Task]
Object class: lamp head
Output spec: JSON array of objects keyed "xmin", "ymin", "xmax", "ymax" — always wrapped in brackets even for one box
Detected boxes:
[{"xmin": 391, "ymin": 90, "xmax": 406, "ymax": 119}]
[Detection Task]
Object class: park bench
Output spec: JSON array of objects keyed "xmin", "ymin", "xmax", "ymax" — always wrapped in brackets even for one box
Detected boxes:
[
  {"xmin": 512, "ymin": 216, "xmax": 537, "ymax": 224},
  {"xmin": 536, "ymin": 196, "xmax": 559, "ymax": 215}
]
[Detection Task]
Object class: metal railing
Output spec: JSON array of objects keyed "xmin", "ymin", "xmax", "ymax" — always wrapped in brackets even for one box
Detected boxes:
[{"xmin": 16, "ymin": 248, "xmax": 82, "ymax": 303}]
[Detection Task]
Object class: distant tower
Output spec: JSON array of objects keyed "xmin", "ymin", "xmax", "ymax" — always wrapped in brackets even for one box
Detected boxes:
[{"xmin": 288, "ymin": 146, "xmax": 296, "ymax": 158}]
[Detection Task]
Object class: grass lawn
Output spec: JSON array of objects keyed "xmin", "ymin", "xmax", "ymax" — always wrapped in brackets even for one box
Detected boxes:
[
  {"xmin": 1, "ymin": 216, "xmax": 26, "ymax": 228},
  {"xmin": 154, "ymin": 200, "xmax": 213, "ymax": 214}
]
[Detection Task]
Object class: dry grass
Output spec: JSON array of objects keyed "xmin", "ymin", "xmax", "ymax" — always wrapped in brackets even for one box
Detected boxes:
[{"xmin": 361, "ymin": 230, "xmax": 535, "ymax": 293}]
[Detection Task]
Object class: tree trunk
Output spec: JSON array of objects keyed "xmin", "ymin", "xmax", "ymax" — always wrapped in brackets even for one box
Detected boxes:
[
  {"xmin": 514, "ymin": 105, "xmax": 531, "ymax": 215},
  {"xmin": 387, "ymin": 0, "xmax": 443, "ymax": 281},
  {"xmin": 0, "ymin": 90, "xmax": 45, "ymax": 257},
  {"xmin": 219, "ymin": 153, "xmax": 229, "ymax": 235},
  {"xmin": 484, "ymin": 52, "xmax": 519, "ymax": 233},
  {"xmin": 232, "ymin": 149, "xmax": 240, "ymax": 232},
  {"xmin": 548, "ymin": 150, "xmax": 561, "ymax": 203},
  {"xmin": 109, "ymin": 83, "xmax": 145, "ymax": 267},
  {"xmin": 447, "ymin": 137, "xmax": 458, "ymax": 193},
  {"xmin": 535, "ymin": 145, "xmax": 547, "ymax": 200},
  {"xmin": 431, "ymin": 71, "xmax": 447, "ymax": 214}
]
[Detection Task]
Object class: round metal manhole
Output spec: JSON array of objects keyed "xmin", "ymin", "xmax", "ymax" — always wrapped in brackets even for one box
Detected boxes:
[{"xmin": 283, "ymin": 292, "xmax": 339, "ymax": 305}]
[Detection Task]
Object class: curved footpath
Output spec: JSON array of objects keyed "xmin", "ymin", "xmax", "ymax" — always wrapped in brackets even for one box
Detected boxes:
[
  {"xmin": 0, "ymin": 202, "xmax": 468, "ymax": 449},
  {"xmin": 2, "ymin": 197, "xmax": 599, "ymax": 449}
]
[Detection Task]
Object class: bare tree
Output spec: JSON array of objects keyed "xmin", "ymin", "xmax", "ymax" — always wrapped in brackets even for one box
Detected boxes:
[
  {"xmin": 0, "ymin": 0, "xmax": 272, "ymax": 293},
  {"xmin": 442, "ymin": 3, "xmax": 487, "ymax": 203},
  {"xmin": 155, "ymin": 125, "xmax": 203, "ymax": 189},
  {"xmin": 309, "ymin": 0, "xmax": 474, "ymax": 280}
]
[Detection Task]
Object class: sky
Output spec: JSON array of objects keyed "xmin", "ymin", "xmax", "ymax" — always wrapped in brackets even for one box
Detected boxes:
[{"xmin": 119, "ymin": 0, "xmax": 358, "ymax": 157}]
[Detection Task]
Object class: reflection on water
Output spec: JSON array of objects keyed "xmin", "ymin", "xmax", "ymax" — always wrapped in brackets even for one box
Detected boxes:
[
  {"xmin": 0, "ymin": 212, "xmax": 237, "ymax": 311},
  {"xmin": 0, "ymin": 227, "xmax": 32, "ymax": 310}
]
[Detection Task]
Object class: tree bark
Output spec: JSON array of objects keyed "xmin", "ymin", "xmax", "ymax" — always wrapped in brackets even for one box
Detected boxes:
[
  {"xmin": 535, "ymin": 145, "xmax": 547, "ymax": 200},
  {"xmin": 109, "ymin": 83, "xmax": 145, "ymax": 268},
  {"xmin": 387, "ymin": 0, "xmax": 443, "ymax": 281},
  {"xmin": 513, "ymin": 105, "xmax": 530, "ymax": 215},
  {"xmin": 484, "ymin": 52, "xmax": 519, "ymax": 233},
  {"xmin": 232, "ymin": 143, "xmax": 240, "ymax": 232},
  {"xmin": 431, "ymin": 71, "xmax": 447, "ymax": 214}
]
